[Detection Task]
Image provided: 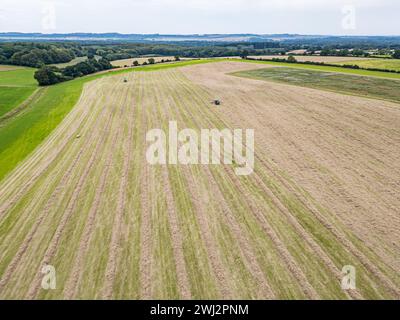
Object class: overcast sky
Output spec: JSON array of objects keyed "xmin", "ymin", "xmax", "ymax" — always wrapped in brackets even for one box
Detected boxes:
[{"xmin": 0, "ymin": 0, "xmax": 399, "ymax": 35}]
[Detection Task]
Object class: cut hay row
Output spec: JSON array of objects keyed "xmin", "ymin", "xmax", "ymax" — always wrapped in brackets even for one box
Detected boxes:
[
  {"xmin": 161, "ymin": 70, "xmax": 280, "ymax": 298},
  {"xmin": 166, "ymin": 63, "xmax": 400, "ymax": 298},
  {"xmin": 163, "ymin": 71, "xmax": 294, "ymax": 298},
  {"xmin": 57, "ymin": 77, "xmax": 136, "ymax": 300},
  {"xmin": 181, "ymin": 62, "xmax": 400, "ymax": 298},
  {"xmin": 138, "ymin": 73, "xmax": 182, "ymax": 299},
  {"xmin": 0, "ymin": 86, "xmax": 105, "ymax": 296},
  {"xmin": 0, "ymin": 83, "xmax": 109, "ymax": 256},
  {"xmin": 168, "ymin": 71, "xmax": 317, "ymax": 298},
  {"xmin": 148, "ymin": 72, "xmax": 219, "ymax": 299},
  {"xmin": 1, "ymin": 78, "xmax": 128, "ymax": 298},
  {"xmin": 151, "ymin": 75, "xmax": 195, "ymax": 299},
  {"xmin": 100, "ymin": 73, "xmax": 137, "ymax": 299},
  {"xmin": 0, "ymin": 61, "xmax": 399, "ymax": 299}
]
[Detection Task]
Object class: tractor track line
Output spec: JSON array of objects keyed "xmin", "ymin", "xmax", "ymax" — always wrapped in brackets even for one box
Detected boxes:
[
  {"xmin": 257, "ymin": 156, "xmax": 400, "ymax": 298},
  {"xmin": 180, "ymin": 166, "xmax": 233, "ymax": 299},
  {"xmin": 249, "ymin": 170, "xmax": 363, "ymax": 300},
  {"xmin": 101, "ymin": 78, "xmax": 137, "ymax": 299},
  {"xmin": 163, "ymin": 71, "xmax": 240, "ymax": 298},
  {"xmin": 224, "ymin": 167, "xmax": 320, "ymax": 299},
  {"xmin": 152, "ymin": 72, "xmax": 192, "ymax": 299},
  {"xmin": 138, "ymin": 73, "xmax": 155, "ymax": 299}
]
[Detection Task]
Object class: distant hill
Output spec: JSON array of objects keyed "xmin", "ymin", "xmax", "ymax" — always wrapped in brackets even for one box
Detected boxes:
[
  {"xmin": 0, "ymin": 32, "xmax": 399, "ymax": 45},
  {"xmin": 0, "ymin": 32, "xmax": 312, "ymax": 42}
]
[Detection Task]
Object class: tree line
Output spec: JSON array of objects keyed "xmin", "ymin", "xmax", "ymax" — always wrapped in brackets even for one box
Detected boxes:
[
  {"xmin": 0, "ymin": 42, "xmax": 283, "ymax": 68},
  {"xmin": 0, "ymin": 43, "xmax": 87, "ymax": 67},
  {"xmin": 3, "ymin": 42, "xmax": 399, "ymax": 70},
  {"xmin": 99, "ymin": 43, "xmax": 283, "ymax": 61},
  {"xmin": 34, "ymin": 58, "xmax": 113, "ymax": 86}
]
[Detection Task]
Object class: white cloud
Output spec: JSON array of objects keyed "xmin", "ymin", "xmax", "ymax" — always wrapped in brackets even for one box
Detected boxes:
[{"xmin": 0, "ymin": 0, "xmax": 399, "ymax": 35}]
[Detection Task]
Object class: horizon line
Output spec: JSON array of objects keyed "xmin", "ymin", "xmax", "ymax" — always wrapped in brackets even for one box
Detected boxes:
[{"xmin": 1, "ymin": 32, "xmax": 400, "ymax": 38}]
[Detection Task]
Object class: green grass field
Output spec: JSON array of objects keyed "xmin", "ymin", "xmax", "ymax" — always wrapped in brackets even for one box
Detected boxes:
[
  {"xmin": 0, "ymin": 67, "xmax": 38, "ymax": 120},
  {"xmin": 0, "ymin": 87, "xmax": 37, "ymax": 118},
  {"xmin": 0, "ymin": 68, "xmax": 38, "ymax": 87},
  {"xmin": 333, "ymin": 58, "xmax": 400, "ymax": 72},
  {"xmin": 235, "ymin": 58, "xmax": 400, "ymax": 80},
  {"xmin": 233, "ymin": 67, "xmax": 400, "ymax": 104},
  {"xmin": 0, "ymin": 59, "xmax": 218, "ymax": 181}
]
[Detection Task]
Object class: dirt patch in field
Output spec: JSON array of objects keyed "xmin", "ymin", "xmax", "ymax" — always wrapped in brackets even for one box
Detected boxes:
[{"xmin": 0, "ymin": 65, "xmax": 23, "ymax": 72}]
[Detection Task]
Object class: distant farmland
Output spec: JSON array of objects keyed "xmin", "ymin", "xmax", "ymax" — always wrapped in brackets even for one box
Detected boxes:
[
  {"xmin": 233, "ymin": 67, "xmax": 400, "ymax": 103},
  {"xmin": 333, "ymin": 58, "xmax": 400, "ymax": 71},
  {"xmin": 247, "ymin": 55, "xmax": 400, "ymax": 72},
  {"xmin": 50, "ymin": 56, "xmax": 89, "ymax": 68},
  {"xmin": 248, "ymin": 55, "xmax": 372, "ymax": 63},
  {"xmin": 0, "ymin": 61, "xmax": 399, "ymax": 299},
  {"xmin": 111, "ymin": 56, "xmax": 192, "ymax": 67}
]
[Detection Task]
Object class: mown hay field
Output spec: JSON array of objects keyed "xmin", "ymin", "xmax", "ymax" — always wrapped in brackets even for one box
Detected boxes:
[
  {"xmin": 0, "ymin": 61, "xmax": 399, "ymax": 299},
  {"xmin": 0, "ymin": 59, "xmax": 214, "ymax": 182}
]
